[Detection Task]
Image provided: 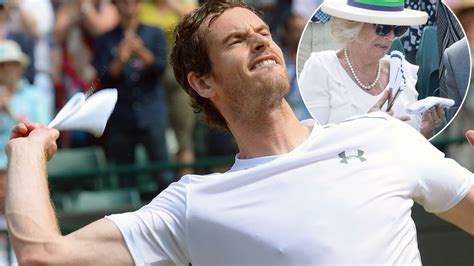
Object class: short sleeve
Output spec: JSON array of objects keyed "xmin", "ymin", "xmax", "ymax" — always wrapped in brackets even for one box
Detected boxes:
[
  {"xmin": 299, "ymin": 52, "xmax": 331, "ymax": 124},
  {"xmin": 107, "ymin": 177, "xmax": 190, "ymax": 265},
  {"xmin": 414, "ymin": 157, "xmax": 473, "ymax": 213},
  {"xmin": 390, "ymin": 116, "xmax": 474, "ymax": 213}
]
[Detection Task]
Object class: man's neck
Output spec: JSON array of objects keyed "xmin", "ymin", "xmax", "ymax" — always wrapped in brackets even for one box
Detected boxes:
[{"xmin": 227, "ymin": 101, "xmax": 311, "ymax": 159}]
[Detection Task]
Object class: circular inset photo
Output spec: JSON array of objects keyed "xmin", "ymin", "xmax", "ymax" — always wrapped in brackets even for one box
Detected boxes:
[{"xmin": 297, "ymin": 0, "xmax": 471, "ymax": 140}]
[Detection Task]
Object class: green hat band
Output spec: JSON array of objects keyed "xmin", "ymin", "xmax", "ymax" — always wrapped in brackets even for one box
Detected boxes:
[{"xmin": 347, "ymin": 0, "xmax": 404, "ymax": 11}]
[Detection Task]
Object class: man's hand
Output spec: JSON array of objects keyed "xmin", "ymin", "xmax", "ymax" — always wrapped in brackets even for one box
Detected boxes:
[
  {"xmin": 6, "ymin": 122, "xmax": 59, "ymax": 161},
  {"xmin": 5, "ymin": 122, "xmax": 133, "ymax": 264}
]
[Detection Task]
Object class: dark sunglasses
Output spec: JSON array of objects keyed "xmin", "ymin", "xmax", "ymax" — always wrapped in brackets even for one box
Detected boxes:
[{"xmin": 374, "ymin": 24, "xmax": 409, "ymax": 37}]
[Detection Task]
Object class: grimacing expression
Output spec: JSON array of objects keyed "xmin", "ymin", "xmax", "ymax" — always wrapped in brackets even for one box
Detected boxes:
[{"xmin": 201, "ymin": 7, "xmax": 290, "ymax": 117}]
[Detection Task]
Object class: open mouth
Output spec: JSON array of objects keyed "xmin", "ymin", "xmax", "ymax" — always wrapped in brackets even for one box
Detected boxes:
[
  {"xmin": 250, "ymin": 53, "xmax": 280, "ymax": 71},
  {"xmin": 253, "ymin": 59, "xmax": 277, "ymax": 70}
]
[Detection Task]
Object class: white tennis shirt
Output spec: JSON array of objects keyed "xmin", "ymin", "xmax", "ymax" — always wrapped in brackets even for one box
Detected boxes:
[{"xmin": 108, "ymin": 112, "xmax": 473, "ymax": 265}]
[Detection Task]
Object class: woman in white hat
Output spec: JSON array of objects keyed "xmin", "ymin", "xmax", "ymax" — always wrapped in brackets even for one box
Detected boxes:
[
  {"xmin": 0, "ymin": 39, "xmax": 50, "ymax": 171},
  {"xmin": 299, "ymin": 0, "xmax": 445, "ymax": 138}
]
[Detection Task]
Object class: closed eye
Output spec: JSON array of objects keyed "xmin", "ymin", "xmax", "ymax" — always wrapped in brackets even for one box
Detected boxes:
[
  {"xmin": 230, "ymin": 38, "xmax": 242, "ymax": 45},
  {"xmin": 260, "ymin": 30, "xmax": 271, "ymax": 37}
]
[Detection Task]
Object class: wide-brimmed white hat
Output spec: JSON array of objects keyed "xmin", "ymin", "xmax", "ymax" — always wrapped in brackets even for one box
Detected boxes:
[
  {"xmin": 0, "ymin": 40, "xmax": 29, "ymax": 68},
  {"xmin": 321, "ymin": 0, "xmax": 428, "ymax": 26}
]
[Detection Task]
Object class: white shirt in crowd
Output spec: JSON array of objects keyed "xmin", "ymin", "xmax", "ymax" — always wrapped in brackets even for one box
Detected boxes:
[{"xmin": 299, "ymin": 50, "xmax": 421, "ymax": 130}]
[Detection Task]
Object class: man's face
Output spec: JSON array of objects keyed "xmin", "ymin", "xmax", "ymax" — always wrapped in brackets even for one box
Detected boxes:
[{"xmin": 202, "ymin": 7, "xmax": 289, "ymax": 117}]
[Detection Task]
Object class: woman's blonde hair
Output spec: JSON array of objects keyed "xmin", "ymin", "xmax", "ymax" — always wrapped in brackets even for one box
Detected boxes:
[{"xmin": 328, "ymin": 17, "xmax": 364, "ymax": 45}]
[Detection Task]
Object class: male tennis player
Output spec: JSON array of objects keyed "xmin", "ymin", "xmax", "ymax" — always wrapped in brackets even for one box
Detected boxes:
[{"xmin": 4, "ymin": 1, "xmax": 474, "ymax": 264}]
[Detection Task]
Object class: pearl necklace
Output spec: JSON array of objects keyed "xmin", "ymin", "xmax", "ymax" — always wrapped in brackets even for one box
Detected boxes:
[{"xmin": 344, "ymin": 47, "xmax": 382, "ymax": 90}]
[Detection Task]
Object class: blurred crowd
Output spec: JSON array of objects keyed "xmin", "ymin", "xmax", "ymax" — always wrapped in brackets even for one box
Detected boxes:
[{"xmin": 0, "ymin": 0, "xmax": 320, "ymax": 193}]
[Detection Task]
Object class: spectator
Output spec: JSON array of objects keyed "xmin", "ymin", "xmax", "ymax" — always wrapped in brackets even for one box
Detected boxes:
[
  {"xmin": 0, "ymin": 0, "xmax": 36, "ymax": 83},
  {"xmin": 400, "ymin": 0, "xmax": 438, "ymax": 64},
  {"xmin": 95, "ymin": 0, "xmax": 170, "ymax": 189},
  {"xmin": 16, "ymin": 0, "xmax": 55, "ymax": 122},
  {"xmin": 292, "ymin": 0, "xmax": 323, "ymax": 21},
  {"xmin": 54, "ymin": 0, "xmax": 119, "ymax": 42},
  {"xmin": 0, "ymin": 40, "xmax": 50, "ymax": 173},
  {"xmin": 439, "ymin": 38, "xmax": 470, "ymax": 120},
  {"xmin": 298, "ymin": 1, "xmax": 445, "ymax": 138},
  {"xmin": 297, "ymin": 9, "xmax": 336, "ymax": 75},
  {"xmin": 435, "ymin": 0, "xmax": 465, "ymax": 100},
  {"xmin": 444, "ymin": 0, "xmax": 474, "ymax": 170},
  {"xmin": 453, "ymin": 0, "xmax": 474, "ymax": 54},
  {"xmin": 0, "ymin": 0, "xmax": 37, "ymax": 38},
  {"xmin": 53, "ymin": 0, "xmax": 119, "ymax": 147},
  {"xmin": 139, "ymin": 0, "xmax": 197, "ymax": 177}
]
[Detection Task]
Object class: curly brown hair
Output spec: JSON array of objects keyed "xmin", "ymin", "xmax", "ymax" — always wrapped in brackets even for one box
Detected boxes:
[{"xmin": 171, "ymin": 0, "xmax": 260, "ymax": 129}]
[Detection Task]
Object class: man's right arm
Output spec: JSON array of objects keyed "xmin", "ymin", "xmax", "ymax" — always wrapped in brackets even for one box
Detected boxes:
[{"xmin": 5, "ymin": 123, "xmax": 133, "ymax": 265}]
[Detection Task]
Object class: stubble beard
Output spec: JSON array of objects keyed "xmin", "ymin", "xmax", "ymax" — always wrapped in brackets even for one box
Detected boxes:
[{"xmin": 227, "ymin": 70, "xmax": 290, "ymax": 123}]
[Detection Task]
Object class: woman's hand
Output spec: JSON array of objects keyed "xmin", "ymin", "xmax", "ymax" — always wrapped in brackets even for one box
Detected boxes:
[
  {"xmin": 368, "ymin": 89, "xmax": 410, "ymax": 121},
  {"xmin": 420, "ymin": 105, "xmax": 445, "ymax": 138},
  {"xmin": 369, "ymin": 89, "xmax": 392, "ymax": 114}
]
